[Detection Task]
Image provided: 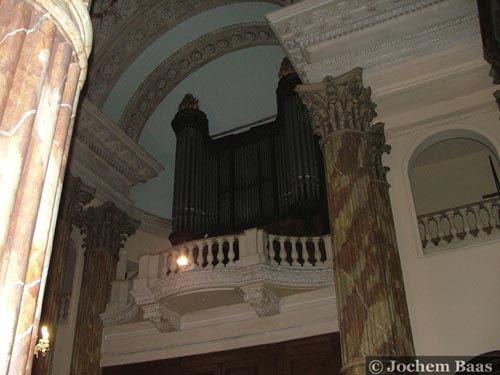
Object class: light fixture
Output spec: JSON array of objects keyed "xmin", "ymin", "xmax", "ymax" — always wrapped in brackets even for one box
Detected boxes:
[
  {"xmin": 34, "ymin": 326, "xmax": 50, "ymax": 358},
  {"xmin": 176, "ymin": 254, "xmax": 189, "ymax": 267}
]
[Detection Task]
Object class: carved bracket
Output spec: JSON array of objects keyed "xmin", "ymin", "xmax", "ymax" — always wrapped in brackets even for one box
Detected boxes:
[
  {"xmin": 242, "ymin": 284, "xmax": 280, "ymax": 317},
  {"xmin": 141, "ymin": 303, "xmax": 181, "ymax": 333}
]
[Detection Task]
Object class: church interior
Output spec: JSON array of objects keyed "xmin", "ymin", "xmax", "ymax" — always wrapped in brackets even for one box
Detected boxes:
[{"xmin": 0, "ymin": 0, "xmax": 500, "ymax": 374}]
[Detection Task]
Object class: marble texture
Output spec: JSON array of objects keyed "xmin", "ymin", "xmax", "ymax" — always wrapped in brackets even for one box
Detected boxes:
[
  {"xmin": 296, "ymin": 69, "xmax": 414, "ymax": 375},
  {"xmin": 0, "ymin": 0, "xmax": 91, "ymax": 373},
  {"xmin": 31, "ymin": 175, "xmax": 95, "ymax": 375}
]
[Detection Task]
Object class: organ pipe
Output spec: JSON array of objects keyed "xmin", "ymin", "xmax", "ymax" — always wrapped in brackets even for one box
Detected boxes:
[{"xmin": 169, "ymin": 59, "xmax": 327, "ymax": 242}]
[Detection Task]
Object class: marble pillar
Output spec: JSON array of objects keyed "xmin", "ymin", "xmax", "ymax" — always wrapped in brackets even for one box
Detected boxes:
[
  {"xmin": 70, "ymin": 202, "xmax": 140, "ymax": 375},
  {"xmin": 296, "ymin": 68, "xmax": 414, "ymax": 375},
  {"xmin": 0, "ymin": 0, "xmax": 91, "ymax": 373},
  {"xmin": 31, "ymin": 175, "xmax": 95, "ymax": 375}
]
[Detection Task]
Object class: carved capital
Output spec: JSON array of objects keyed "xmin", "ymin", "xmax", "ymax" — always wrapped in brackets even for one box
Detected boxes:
[
  {"xmin": 59, "ymin": 174, "xmax": 95, "ymax": 225},
  {"xmin": 297, "ymin": 68, "xmax": 391, "ymax": 181},
  {"xmin": 76, "ymin": 201, "xmax": 140, "ymax": 258},
  {"xmin": 367, "ymin": 122, "xmax": 391, "ymax": 182},
  {"xmin": 242, "ymin": 284, "xmax": 280, "ymax": 317},
  {"xmin": 296, "ymin": 68, "xmax": 377, "ymax": 139},
  {"xmin": 142, "ymin": 303, "xmax": 181, "ymax": 333}
]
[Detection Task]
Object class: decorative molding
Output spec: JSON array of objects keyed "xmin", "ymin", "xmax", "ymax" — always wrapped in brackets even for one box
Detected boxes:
[
  {"xmin": 101, "ymin": 298, "xmax": 139, "ymax": 327},
  {"xmin": 76, "ymin": 201, "xmax": 141, "ymax": 258},
  {"xmin": 141, "ymin": 303, "xmax": 181, "ymax": 333},
  {"xmin": 296, "ymin": 69, "xmax": 391, "ymax": 180},
  {"xmin": 74, "ymin": 99, "xmax": 164, "ymax": 186},
  {"xmin": 132, "ymin": 264, "xmax": 333, "ymax": 305},
  {"xmin": 242, "ymin": 284, "xmax": 280, "ymax": 317},
  {"xmin": 267, "ymin": 0, "xmax": 480, "ymax": 82},
  {"xmin": 87, "ymin": 0, "xmax": 293, "ymax": 107},
  {"xmin": 117, "ymin": 22, "xmax": 279, "ymax": 141}
]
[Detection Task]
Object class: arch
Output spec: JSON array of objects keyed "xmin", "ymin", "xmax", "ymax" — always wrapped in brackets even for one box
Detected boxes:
[
  {"xmin": 117, "ymin": 22, "xmax": 279, "ymax": 141},
  {"xmin": 408, "ymin": 128, "xmax": 500, "ymax": 172},
  {"xmin": 404, "ymin": 126, "xmax": 500, "ymax": 255},
  {"xmin": 86, "ymin": 0, "xmax": 288, "ymax": 107}
]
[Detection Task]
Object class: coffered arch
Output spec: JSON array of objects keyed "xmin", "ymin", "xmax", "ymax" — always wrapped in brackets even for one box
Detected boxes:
[
  {"xmin": 87, "ymin": 0, "xmax": 292, "ymax": 107},
  {"xmin": 117, "ymin": 22, "xmax": 279, "ymax": 141}
]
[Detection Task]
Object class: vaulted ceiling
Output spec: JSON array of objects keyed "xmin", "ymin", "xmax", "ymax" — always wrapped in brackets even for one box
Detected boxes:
[{"xmin": 85, "ymin": 0, "xmax": 296, "ymax": 218}]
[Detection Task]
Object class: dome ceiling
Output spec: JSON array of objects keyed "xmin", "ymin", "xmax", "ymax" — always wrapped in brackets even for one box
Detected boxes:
[{"xmin": 86, "ymin": 0, "xmax": 295, "ymax": 218}]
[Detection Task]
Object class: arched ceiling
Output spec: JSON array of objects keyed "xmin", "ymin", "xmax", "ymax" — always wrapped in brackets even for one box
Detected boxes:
[
  {"xmin": 85, "ymin": 0, "xmax": 294, "ymax": 218},
  {"xmin": 87, "ymin": 0, "xmax": 292, "ymax": 107}
]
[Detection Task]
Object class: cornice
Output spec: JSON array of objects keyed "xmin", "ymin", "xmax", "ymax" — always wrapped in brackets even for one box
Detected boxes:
[
  {"xmin": 266, "ymin": 0, "xmax": 479, "ymax": 82},
  {"xmin": 117, "ymin": 22, "xmax": 279, "ymax": 141},
  {"xmin": 73, "ymin": 99, "xmax": 164, "ymax": 186}
]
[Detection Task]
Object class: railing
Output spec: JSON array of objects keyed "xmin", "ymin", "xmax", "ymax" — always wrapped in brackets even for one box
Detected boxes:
[
  {"xmin": 138, "ymin": 229, "xmax": 333, "ymax": 279},
  {"xmin": 417, "ymin": 197, "xmax": 500, "ymax": 252}
]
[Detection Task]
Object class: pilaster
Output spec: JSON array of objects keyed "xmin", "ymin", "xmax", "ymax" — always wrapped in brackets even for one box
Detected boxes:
[{"xmin": 70, "ymin": 202, "xmax": 139, "ymax": 375}]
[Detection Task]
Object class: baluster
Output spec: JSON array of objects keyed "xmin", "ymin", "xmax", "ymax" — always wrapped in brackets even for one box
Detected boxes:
[
  {"xmin": 269, "ymin": 236, "xmax": 280, "ymax": 266},
  {"xmin": 311, "ymin": 237, "xmax": 320, "ymax": 265},
  {"xmin": 206, "ymin": 239, "xmax": 214, "ymax": 268},
  {"xmin": 195, "ymin": 241, "xmax": 204, "ymax": 268},
  {"xmin": 323, "ymin": 236, "xmax": 333, "ymax": 263},
  {"xmin": 300, "ymin": 237, "xmax": 309, "ymax": 266},
  {"xmin": 421, "ymin": 217, "xmax": 433, "ymax": 248},
  {"xmin": 161, "ymin": 254, "xmax": 169, "ymax": 276},
  {"xmin": 168, "ymin": 250, "xmax": 178, "ymax": 274},
  {"xmin": 278, "ymin": 237, "xmax": 286, "ymax": 265},
  {"xmin": 471, "ymin": 205, "xmax": 485, "ymax": 236},
  {"xmin": 290, "ymin": 238, "xmax": 300, "ymax": 266},
  {"xmin": 484, "ymin": 202, "xmax": 497, "ymax": 232},
  {"xmin": 433, "ymin": 214, "xmax": 445, "ymax": 245},
  {"xmin": 213, "ymin": 238, "xmax": 222, "ymax": 268},
  {"xmin": 187, "ymin": 244, "xmax": 195, "ymax": 266},
  {"xmin": 458, "ymin": 208, "xmax": 472, "ymax": 240},
  {"xmin": 445, "ymin": 211, "xmax": 458, "ymax": 243},
  {"xmin": 227, "ymin": 237, "xmax": 236, "ymax": 267}
]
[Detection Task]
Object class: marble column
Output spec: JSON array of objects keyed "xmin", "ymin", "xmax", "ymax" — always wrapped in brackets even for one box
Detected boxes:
[
  {"xmin": 31, "ymin": 175, "xmax": 95, "ymax": 375},
  {"xmin": 70, "ymin": 202, "xmax": 140, "ymax": 375},
  {"xmin": 0, "ymin": 0, "xmax": 92, "ymax": 374},
  {"xmin": 296, "ymin": 68, "xmax": 415, "ymax": 375}
]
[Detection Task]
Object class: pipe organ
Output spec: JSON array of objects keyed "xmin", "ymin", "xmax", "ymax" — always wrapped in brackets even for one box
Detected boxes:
[{"xmin": 170, "ymin": 59, "xmax": 327, "ymax": 245}]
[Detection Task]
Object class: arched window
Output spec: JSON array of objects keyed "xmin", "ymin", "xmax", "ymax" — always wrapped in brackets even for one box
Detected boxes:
[{"xmin": 409, "ymin": 134, "xmax": 500, "ymax": 255}]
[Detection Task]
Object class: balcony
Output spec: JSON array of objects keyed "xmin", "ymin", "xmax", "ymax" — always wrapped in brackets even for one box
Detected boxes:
[
  {"xmin": 417, "ymin": 197, "xmax": 500, "ymax": 255},
  {"xmin": 102, "ymin": 229, "xmax": 334, "ymax": 333}
]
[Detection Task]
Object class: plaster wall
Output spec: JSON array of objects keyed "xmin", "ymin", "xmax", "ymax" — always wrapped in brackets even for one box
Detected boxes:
[
  {"xmin": 384, "ymin": 85, "xmax": 500, "ymax": 355},
  {"xmin": 410, "ymin": 148, "xmax": 497, "ymax": 215}
]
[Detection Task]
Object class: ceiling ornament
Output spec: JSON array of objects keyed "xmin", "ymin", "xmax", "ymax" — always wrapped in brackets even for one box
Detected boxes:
[
  {"xmin": 117, "ymin": 22, "xmax": 279, "ymax": 141},
  {"xmin": 87, "ymin": 0, "xmax": 293, "ymax": 107}
]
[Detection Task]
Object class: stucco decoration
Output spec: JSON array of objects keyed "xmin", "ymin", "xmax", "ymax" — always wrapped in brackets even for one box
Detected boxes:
[
  {"xmin": 118, "ymin": 22, "xmax": 279, "ymax": 141},
  {"xmin": 132, "ymin": 264, "xmax": 333, "ymax": 306},
  {"xmin": 141, "ymin": 303, "xmax": 181, "ymax": 333},
  {"xmin": 267, "ymin": 0, "xmax": 479, "ymax": 83},
  {"xmin": 87, "ymin": 0, "xmax": 295, "ymax": 107},
  {"xmin": 242, "ymin": 284, "xmax": 280, "ymax": 317}
]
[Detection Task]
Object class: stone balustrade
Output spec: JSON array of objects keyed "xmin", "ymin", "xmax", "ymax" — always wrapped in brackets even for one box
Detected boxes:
[
  {"xmin": 150, "ymin": 229, "xmax": 333, "ymax": 277},
  {"xmin": 103, "ymin": 229, "xmax": 334, "ymax": 329},
  {"xmin": 417, "ymin": 197, "xmax": 500, "ymax": 253}
]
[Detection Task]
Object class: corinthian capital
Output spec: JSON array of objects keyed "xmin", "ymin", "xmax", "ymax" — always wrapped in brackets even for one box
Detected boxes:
[
  {"xmin": 76, "ymin": 202, "xmax": 140, "ymax": 258},
  {"xmin": 295, "ymin": 68, "xmax": 377, "ymax": 139},
  {"xmin": 59, "ymin": 175, "xmax": 96, "ymax": 225}
]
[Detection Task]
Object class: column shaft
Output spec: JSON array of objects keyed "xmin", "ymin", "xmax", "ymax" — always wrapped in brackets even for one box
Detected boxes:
[
  {"xmin": 0, "ymin": 0, "xmax": 91, "ymax": 373},
  {"xmin": 70, "ymin": 202, "xmax": 139, "ymax": 375},
  {"xmin": 297, "ymin": 69, "xmax": 414, "ymax": 375},
  {"xmin": 31, "ymin": 176, "xmax": 95, "ymax": 375}
]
